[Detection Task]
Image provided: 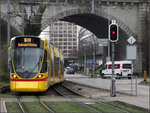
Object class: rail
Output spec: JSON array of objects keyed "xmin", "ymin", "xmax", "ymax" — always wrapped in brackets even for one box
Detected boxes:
[
  {"xmin": 53, "ymin": 85, "xmax": 103, "ymax": 113},
  {"xmin": 17, "ymin": 96, "xmax": 27, "ymax": 113},
  {"xmin": 0, "ymin": 85, "xmax": 10, "ymax": 94},
  {"xmin": 37, "ymin": 96, "xmax": 55, "ymax": 113},
  {"xmin": 62, "ymin": 84, "xmax": 129, "ymax": 113}
]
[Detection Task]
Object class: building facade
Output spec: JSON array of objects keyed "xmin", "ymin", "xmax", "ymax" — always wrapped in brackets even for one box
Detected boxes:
[{"xmin": 40, "ymin": 21, "xmax": 78, "ymax": 65}]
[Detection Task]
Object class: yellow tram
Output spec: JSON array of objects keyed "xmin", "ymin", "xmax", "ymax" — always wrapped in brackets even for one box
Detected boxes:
[{"xmin": 9, "ymin": 36, "xmax": 64, "ymax": 92}]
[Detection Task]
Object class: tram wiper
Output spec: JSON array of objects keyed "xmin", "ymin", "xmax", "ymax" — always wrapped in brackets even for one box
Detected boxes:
[{"xmin": 26, "ymin": 57, "xmax": 42, "ymax": 78}]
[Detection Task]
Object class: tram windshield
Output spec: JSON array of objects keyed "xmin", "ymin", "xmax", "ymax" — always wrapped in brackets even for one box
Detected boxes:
[{"xmin": 12, "ymin": 48, "xmax": 43, "ymax": 78}]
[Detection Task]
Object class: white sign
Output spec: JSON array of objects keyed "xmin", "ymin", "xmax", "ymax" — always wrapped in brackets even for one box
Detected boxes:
[
  {"xmin": 127, "ymin": 36, "xmax": 136, "ymax": 45},
  {"xmin": 126, "ymin": 45, "xmax": 137, "ymax": 60},
  {"xmin": 97, "ymin": 39, "xmax": 108, "ymax": 47}
]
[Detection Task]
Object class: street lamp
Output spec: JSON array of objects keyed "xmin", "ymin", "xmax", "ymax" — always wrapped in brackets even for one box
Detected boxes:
[
  {"xmin": 89, "ymin": 35, "xmax": 97, "ymax": 77},
  {"xmin": 82, "ymin": 40, "xmax": 86, "ymax": 74}
]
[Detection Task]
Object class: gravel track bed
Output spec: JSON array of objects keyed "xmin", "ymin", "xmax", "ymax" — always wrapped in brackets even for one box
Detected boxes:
[{"xmin": 63, "ymin": 81, "xmax": 129, "ymax": 98}]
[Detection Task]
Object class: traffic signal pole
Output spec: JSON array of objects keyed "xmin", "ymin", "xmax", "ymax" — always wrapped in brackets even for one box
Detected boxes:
[
  {"xmin": 110, "ymin": 42, "xmax": 116, "ymax": 97},
  {"xmin": 109, "ymin": 20, "xmax": 118, "ymax": 97}
]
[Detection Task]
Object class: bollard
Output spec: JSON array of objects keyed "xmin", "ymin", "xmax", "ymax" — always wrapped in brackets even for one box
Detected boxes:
[
  {"xmin": 91, "ymin": 70, "xmax": 94, "ymax": 77},
  {"xmin": 144, "ymin": 70, "xmax": 147, "ymax": 81}
]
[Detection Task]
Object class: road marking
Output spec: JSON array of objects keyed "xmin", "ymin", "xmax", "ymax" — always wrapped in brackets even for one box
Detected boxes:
[
  {"xmin": 120, "ymin": 88, "xmax": 130, "ymax": 90},
  {"xmin": 141, "ymin": 92, "xmax": 149, "ymax": 95}
]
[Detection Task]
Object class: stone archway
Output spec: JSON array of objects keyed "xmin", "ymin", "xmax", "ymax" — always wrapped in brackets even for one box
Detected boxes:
[
  {"xmin": 41, "ymin": 8, "xmax": 136, "ymax": 39},
  {"xmin": 41, "ymin": 7, "xmax": 139, "ymax": 73},
  {"xmin": 1, "ymin": 12, "xmax": 21, "ymax": 33}
]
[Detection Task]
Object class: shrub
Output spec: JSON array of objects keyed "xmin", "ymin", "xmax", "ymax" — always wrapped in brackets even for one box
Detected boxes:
[{"xmin": 0, "ymin": 44, "xmax": 9, "ymax": 82}]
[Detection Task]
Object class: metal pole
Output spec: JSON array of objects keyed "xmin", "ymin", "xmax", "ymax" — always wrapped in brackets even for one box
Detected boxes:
[
  {"xmin": 93, "ymin": 37, "xmax": 97, "ymax": 77},
  {"xmin": 131, "ymin": 60, "xmax": 133, "ymax": 95},
  {"xmin": 0, "ymin": 2, "xmax": 1, "ymax": 52},
  {"xmin": 135, "ymin": 75, "xmax": 137, "ymax": 96},
  {"xmin": 21, "ymin": 0, "xmax": 24, "ymax": 35},
  {"xmin": 92, "ymin": 37, "xmax": 95, "ymax": 77},
  {"xmin": 148, "ymin": 6, "xmax": 150, "ymax": 112},
  {"xmin": 83, "ymin": 41, "xmax": 87, "ymax": 74},
  {"xmin": 7, "ymin": 0, "xmax": 11, "ymax": 74},
  {"xmin": 84, "ymin": 51, "xmax": 87, "ymax": 74},
  {"xmin": 107, "ymin": 7, "xmax": 110, "ymax": 61},
  {"xmin": 93, "ymin": 49, "xmax": 95, "ymax": 76},
  {"xmin": 67, "ymin": 22, "xmax": 68, "ymax": 58},
  {"xmin": 110, "ymin": 43, "xmax": 116, "ymax": 97},
  {"xmin": 91, "ymin": 0, "xmax": 95, "ymax": 14},
  {"xmin": 27, "ymin": 5, "xmax": 31, "ymax": 35},
  {"xmin": 0, "ymin": 0, "xmax": 1, "ymax": 84},
  {"xmin": 94, "ymin": 39, "xmax": 96, "ymax": 77}
]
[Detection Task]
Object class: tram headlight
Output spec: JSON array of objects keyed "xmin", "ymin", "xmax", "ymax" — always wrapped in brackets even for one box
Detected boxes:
[
  {"xmin": 37, "ymin": 75, "xmax": 43, "ymax": 78},
  {"xmin": 12, "ymin": 75, "xmax": 17, "ymax": 78}
]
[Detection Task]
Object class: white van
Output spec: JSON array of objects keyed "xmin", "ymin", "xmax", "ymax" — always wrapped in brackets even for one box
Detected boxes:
[{"xmin": 101, "ymin": 61, "xmax": 133, "ymax": 79}]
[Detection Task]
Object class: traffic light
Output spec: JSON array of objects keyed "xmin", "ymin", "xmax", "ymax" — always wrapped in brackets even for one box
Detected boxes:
[{"xmin": 109, "ymin": 24, "xmax": 118, "ymax": 42}]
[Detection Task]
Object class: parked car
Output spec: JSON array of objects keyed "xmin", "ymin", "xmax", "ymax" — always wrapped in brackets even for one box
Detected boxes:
[{"xmin": 66, "ymin": 67, "xmax": 75, "ymax": 74}]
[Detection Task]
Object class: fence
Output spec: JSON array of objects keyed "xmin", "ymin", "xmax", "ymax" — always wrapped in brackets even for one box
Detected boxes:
[{"xmin": 115, "ymin": 76, "xmax": 137, "ymax": 96}]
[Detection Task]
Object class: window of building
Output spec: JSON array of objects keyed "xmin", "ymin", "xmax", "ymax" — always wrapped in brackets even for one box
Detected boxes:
[
  {"xmin": 68, "ymin": 46, "xmax": 72, "ymax": 49},
  {"xmin": 73, "ymin": 39, "xmax": 76, "ymax": 41},
  {"xmin": 64, "ymin": 42, "xmax": 67, "ymax": 45},
  {"xmin": 73, "ymin": 43, "xmax": 77, "ymax": 45},
  {"xmin": 68, "ymin": 43, "xmax": 71, "ymax": 45}
]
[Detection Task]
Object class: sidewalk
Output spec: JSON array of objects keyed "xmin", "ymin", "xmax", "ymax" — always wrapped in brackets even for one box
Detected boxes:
[
  {"xmin": 65, "ymin": 73, "xmax": 150, "ymax": 110},
  {"xmin": 0, "ymin": 98, "xmax": 7, "ymax": 113}
]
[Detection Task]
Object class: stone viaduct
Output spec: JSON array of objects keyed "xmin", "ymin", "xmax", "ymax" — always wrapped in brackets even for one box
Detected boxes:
[{"xmin": 0, "ymin": 0, "xmax": 150, "ymax": 74}]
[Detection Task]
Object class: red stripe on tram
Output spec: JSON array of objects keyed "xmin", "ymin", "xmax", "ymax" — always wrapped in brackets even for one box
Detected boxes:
[{"xmin": 11, "ymin": 77, "xmax": 48, "ymax": 81}]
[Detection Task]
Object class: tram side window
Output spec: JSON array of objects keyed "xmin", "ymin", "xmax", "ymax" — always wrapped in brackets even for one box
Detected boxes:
[
  {"xmin": 51, "ymin": 58, "xmax": 53, "ymax": 76},
  {"xmin": 60, "ymin": 60, "xmax": 64, "ymax": 75},
  {"xmin": 55, "ymin": 57, "xmax": 59, "ymax": 75},
  {"xmin": 47, "ymin": 51, "xmax": 50, "ymax": 75},
  {"xmin": 41, "ymin": 50, "xmax": 47, "ymax": 73}
]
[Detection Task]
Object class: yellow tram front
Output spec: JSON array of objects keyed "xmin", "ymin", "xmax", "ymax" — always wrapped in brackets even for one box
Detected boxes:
[{"xmin": 10, "ymin": 36, "xmax": 48, "ymax": 92}]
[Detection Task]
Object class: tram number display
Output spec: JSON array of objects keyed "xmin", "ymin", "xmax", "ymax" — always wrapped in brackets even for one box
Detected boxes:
[
  {"xmin": 15, "ymin": 37, "xmax": 40, "ymax": 48},
  {"xmin": 24, "ymin": 38, "xmax": 31, "ymax": 42}
]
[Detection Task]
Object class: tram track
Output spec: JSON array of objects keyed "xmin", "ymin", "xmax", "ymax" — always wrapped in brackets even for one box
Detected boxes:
[
  {"xmin": 17, "ymin": 96, "xmax": 27, "ymax": 113},
  {"xmin": 0, "ymin": 83, "xmax": 135, "ymax": 113},
  {"xmin": 53, "ymin": 84, "xmax": 103, "ymax": 113},
  {"xmin": 0, "ymin": 85, "xmax": 10, "ymax": 94},
  {"xmin": 62, "ymin": 82, "xmax": 129, "ymax": 113},
  {"xmin": 37, "ymin": 96, "xmax": 54, "ymax": 113},
  {"xmin": 17, "ymin": 95, "xmax": 55, "ymax": 113}
]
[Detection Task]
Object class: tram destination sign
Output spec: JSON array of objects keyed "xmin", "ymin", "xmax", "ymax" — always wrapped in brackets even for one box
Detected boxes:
[{"xmin": 15, "ymin": 37, "xmax": 40, "ymax": 48}]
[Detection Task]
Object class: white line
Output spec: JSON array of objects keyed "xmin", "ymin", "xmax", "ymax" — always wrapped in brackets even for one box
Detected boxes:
[
  {"xmin": 3, "ymin": 99, "xmax": 7, "ymax": 113},
  {"xmin": 141, "ymin": 92, "xmax": 149, "ymax": 95},
  {"xmin": 120, "ymin": 88, "xmax": 130, "ymax": 90}
]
